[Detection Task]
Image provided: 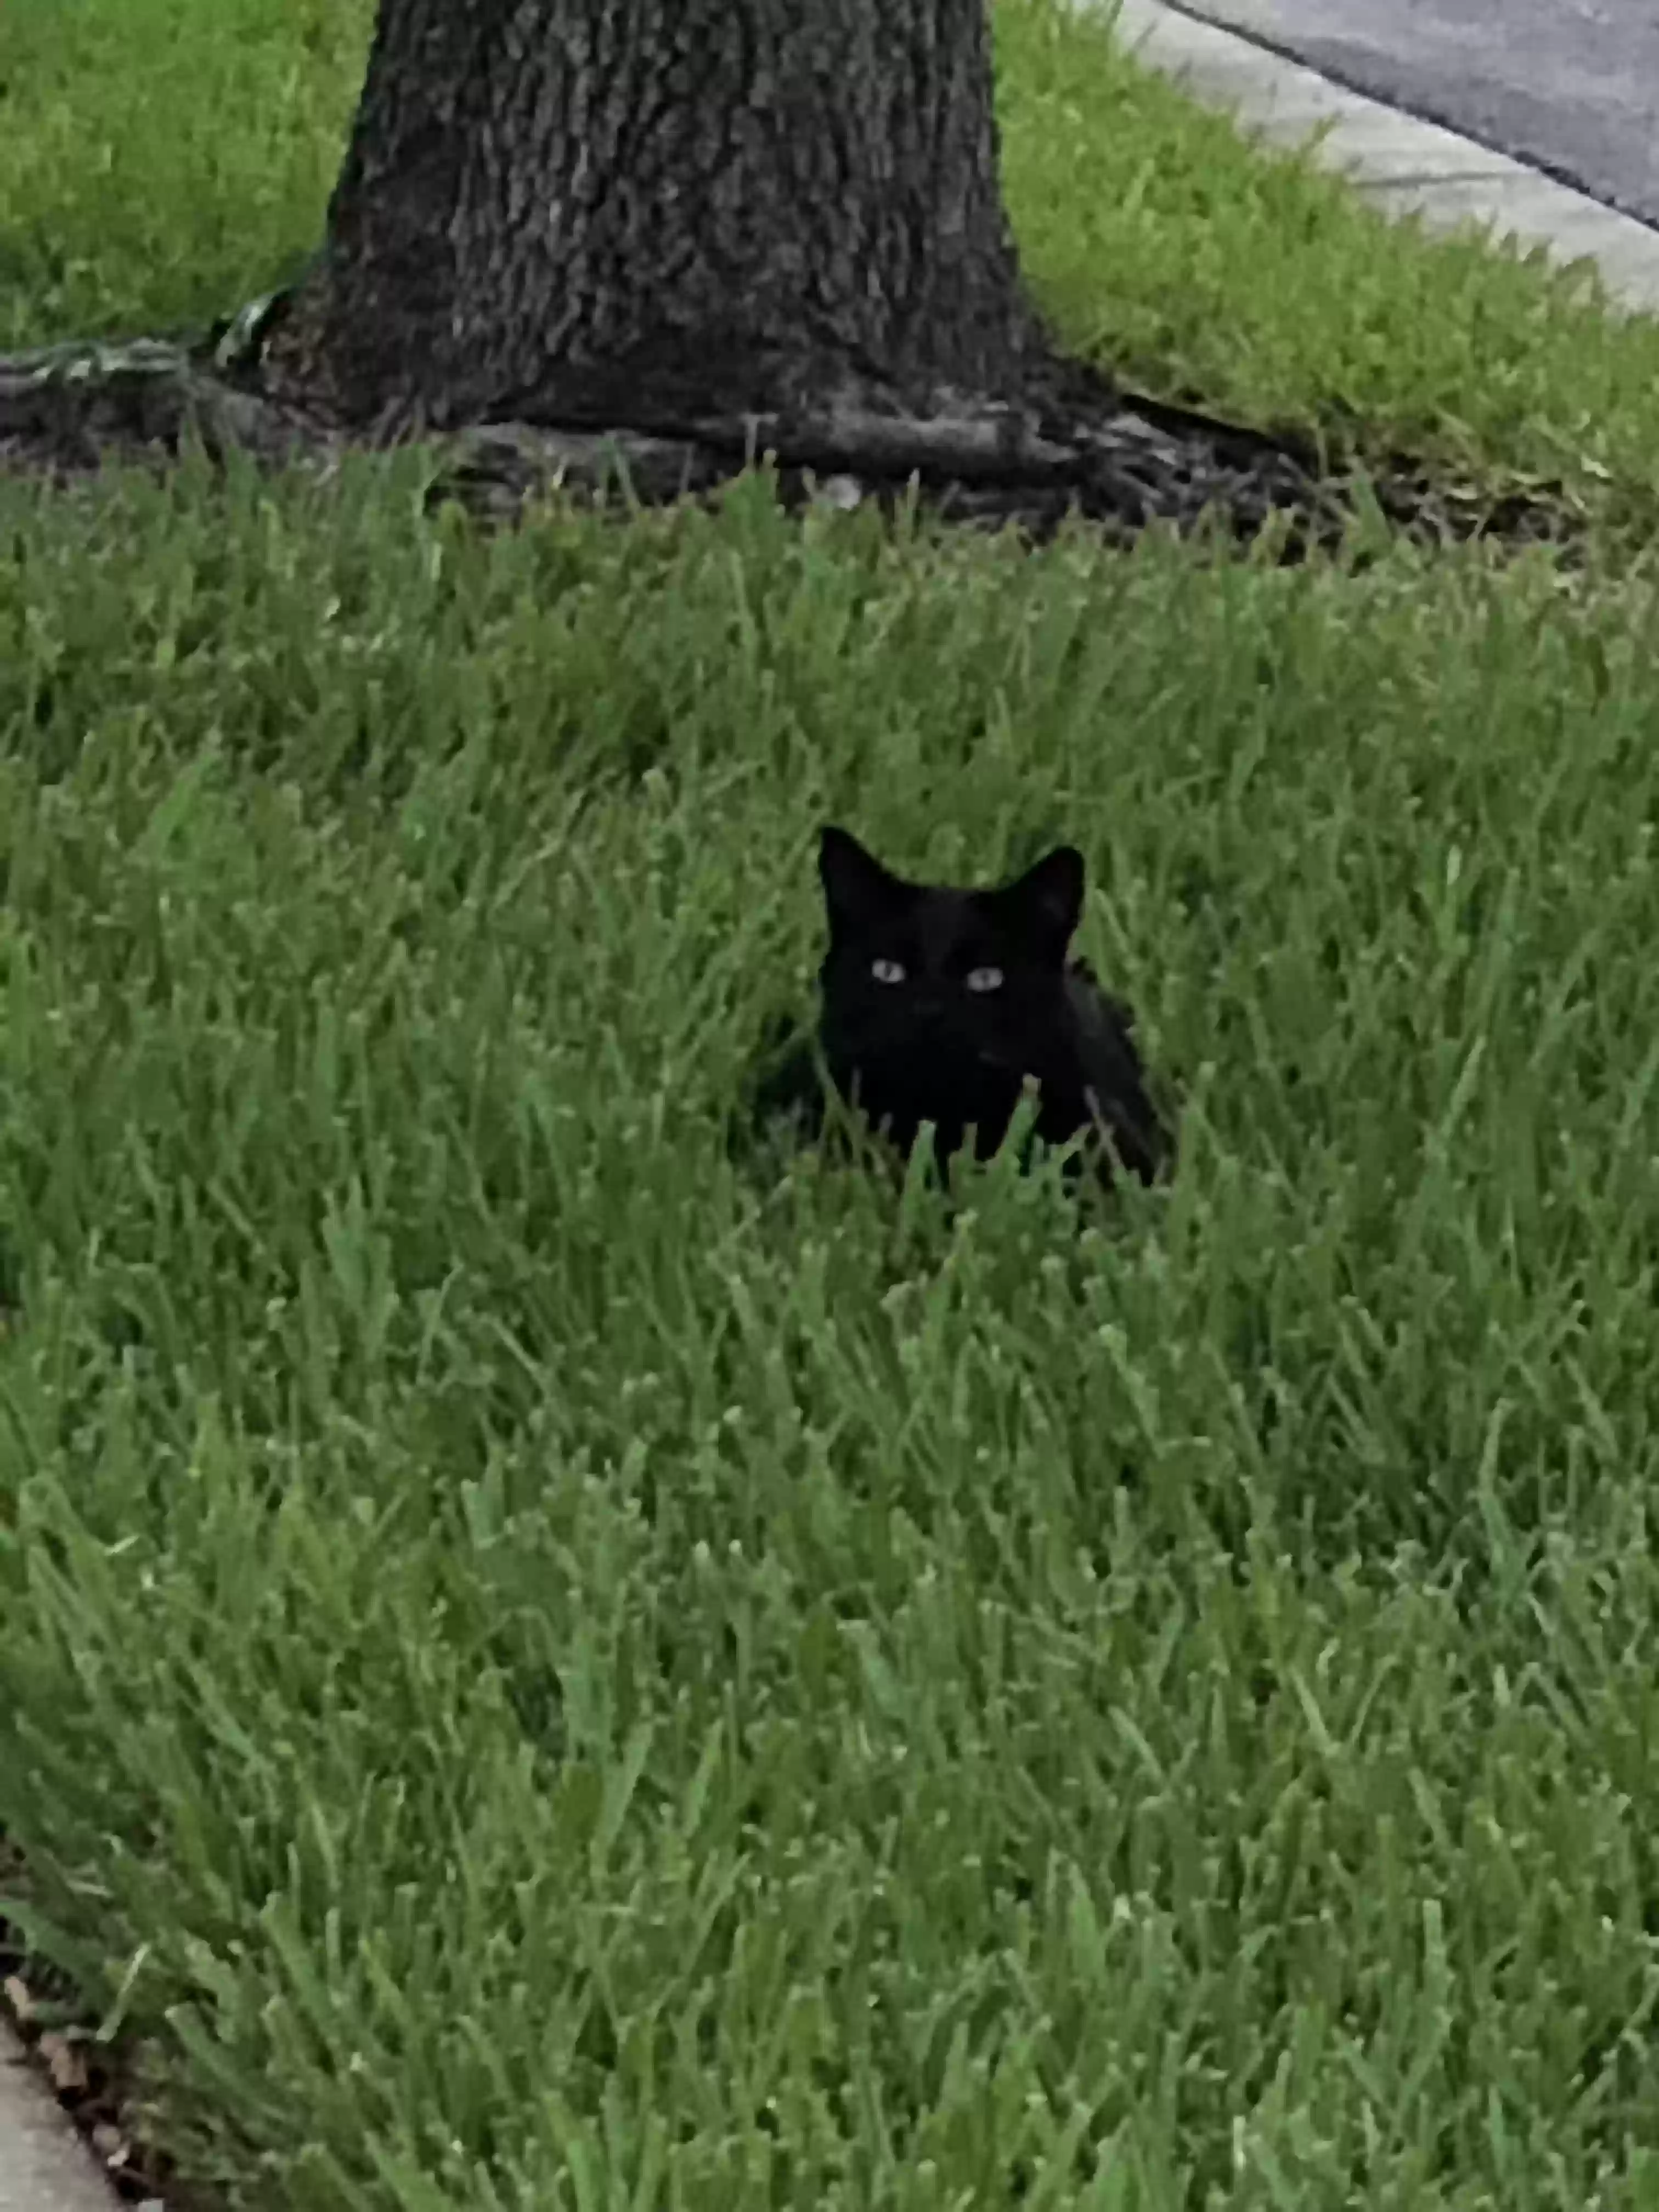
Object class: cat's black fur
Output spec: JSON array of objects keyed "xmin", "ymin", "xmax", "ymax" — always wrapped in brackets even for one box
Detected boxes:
[{"xmin": 753, "ymin": 826, "xmax": 1173, "ymax": 1183}]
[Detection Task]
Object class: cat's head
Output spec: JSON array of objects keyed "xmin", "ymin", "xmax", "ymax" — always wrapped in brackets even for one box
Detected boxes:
[{"xmin": 815, "ymin": 825, "xmax": 1084, "ymax": 1080}]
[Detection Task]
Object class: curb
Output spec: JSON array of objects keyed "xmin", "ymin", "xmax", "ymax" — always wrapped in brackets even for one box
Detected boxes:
[
  {"xmin": 1096, "ymin": 0, "xmax": 1659, "ymax": 315},
  {"xmin": 0, "ymin": 2022, "xmax": 128, "ymax": 2212}
]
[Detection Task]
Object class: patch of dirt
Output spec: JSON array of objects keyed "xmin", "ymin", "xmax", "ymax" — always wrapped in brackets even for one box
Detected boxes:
[{"xmin": 0, "ymin": 317, "xmax": 1585, "ymax": 557}]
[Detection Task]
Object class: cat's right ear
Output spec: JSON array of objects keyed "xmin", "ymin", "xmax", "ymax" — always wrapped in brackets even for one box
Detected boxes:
[{"xmin": 819, "ymin": 825, "xmax": 902, "ymax": 928}]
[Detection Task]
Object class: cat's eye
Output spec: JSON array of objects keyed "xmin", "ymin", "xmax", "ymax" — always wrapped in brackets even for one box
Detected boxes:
[
  {"xmin": 870, "ymin": 956, "xmax": 906, "ymax": 985},
  {"xmin": 965, "ymin": 965, "xmax": 1005, "ymax": 994}
]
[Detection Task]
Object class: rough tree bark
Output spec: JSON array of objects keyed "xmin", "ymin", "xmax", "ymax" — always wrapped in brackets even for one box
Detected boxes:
[
  {"xmin": 0, "ymin": 0, "xmax": 1568, "ymax": 545},
  {"xmin": 267, "ymin": 0, "xmax": 1043, "ymax": 430}
]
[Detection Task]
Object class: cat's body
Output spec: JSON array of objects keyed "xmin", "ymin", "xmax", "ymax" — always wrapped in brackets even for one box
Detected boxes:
[{"xmin": 754, "ymin": 827, "xmax": 1172, "ymax": 1183}]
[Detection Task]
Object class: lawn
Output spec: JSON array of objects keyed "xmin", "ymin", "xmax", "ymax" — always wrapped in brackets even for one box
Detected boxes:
[{"xmin": 4, "ymin": 1, "xmax": 1659, "ymax": 2207}]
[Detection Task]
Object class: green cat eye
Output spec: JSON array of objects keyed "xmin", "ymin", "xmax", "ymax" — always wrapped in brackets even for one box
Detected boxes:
[
  {"xmin": 871, "ymin": 957, "xmax": 906, "ymax": 984},
  {"xmin": 966, "ymin": 966, "xmax": 1004, "ymax": 993}
]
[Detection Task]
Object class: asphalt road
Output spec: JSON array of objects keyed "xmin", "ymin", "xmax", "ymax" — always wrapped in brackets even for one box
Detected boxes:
[{"xmin": 1168, "ymin": 0, "xmax": 1659, "ymax": 229}]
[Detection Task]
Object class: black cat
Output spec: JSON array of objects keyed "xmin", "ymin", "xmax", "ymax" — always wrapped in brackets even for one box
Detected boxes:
[{"xmin": 753, "ymin": 826, "xmax": 1173, "ymax": 1183}]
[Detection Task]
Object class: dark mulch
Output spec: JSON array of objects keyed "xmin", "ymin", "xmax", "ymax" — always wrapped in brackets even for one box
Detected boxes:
[{"xmin": 0, "ymin": 315, "xmax": 1584, "ymax": 557}]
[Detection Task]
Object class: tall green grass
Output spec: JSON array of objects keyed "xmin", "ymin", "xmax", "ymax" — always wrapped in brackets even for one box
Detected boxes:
[
  {"xmin": 1002, "ymin": 1, "xmax": 1659, "ymax": 491},
  {"xmin": 5, "ymin": 0, "xmax": 1659, "ymax": 2204},
  {"xmin": 0, "ymin": 0, "xmax": 367, "ymax": 346},
  {"xmin": 4, "ymin": 461, "xmax": 1659, "ymax": 2204}
]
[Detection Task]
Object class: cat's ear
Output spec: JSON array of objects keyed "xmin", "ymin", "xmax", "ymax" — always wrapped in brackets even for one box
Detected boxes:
[
  {"xmin": 1003, "ymin": 845, "xmax": 1085, "ymax": 954},
  {"xmin": 819, "ymin": 825, "xmax": 904, "ymax": 928}
]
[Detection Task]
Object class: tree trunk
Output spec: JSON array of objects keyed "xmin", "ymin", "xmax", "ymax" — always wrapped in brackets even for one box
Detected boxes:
[{"xmin": 264, "ymin": 0, "xmax": 1047, "ymax": 435}]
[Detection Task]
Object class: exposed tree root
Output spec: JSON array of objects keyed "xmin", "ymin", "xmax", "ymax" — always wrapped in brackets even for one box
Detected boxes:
[{"xmin": 0, "ymin": 316, "xmax": 1582, "ymax": 558}]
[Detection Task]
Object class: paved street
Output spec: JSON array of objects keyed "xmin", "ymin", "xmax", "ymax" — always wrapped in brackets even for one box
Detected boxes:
[{"xmin": 1168, "ymin": 0, "xmax": 1659, "ymax": 227}]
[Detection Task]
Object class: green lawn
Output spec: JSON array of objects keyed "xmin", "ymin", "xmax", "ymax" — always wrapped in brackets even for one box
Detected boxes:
[{"xmin": 5, "ymin": 3, "xmax": 1659, "ymax": 2208}]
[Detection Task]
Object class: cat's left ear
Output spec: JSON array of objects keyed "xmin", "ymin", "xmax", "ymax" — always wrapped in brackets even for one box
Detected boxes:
[
  {"xmin": 819, "ymin": 825, "xmax": 905, "ymax": 928},
  {"xmin": 1005, "ymin": 845, "xmax": 1085, "ymax": 954}
]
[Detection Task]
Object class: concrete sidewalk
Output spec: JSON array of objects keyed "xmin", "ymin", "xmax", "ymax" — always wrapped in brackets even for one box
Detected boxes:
[
  {"xmin": 0, "ymin": 2022, "xmax": 128, "ymax": 2212},
  {"xmin": 1101, "ymin": 0, "xmax": 1659, "ymax": 315},
  {"xmin": 1142, "ymin": 0, "xmax": 1659, "ymax": 232}
]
